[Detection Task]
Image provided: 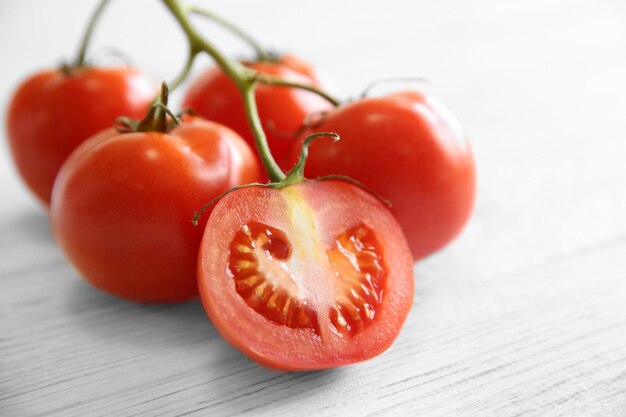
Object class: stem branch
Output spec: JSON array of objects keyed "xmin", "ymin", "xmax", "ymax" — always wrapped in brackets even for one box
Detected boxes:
[
  {"xmin": 168, "ymin": 47, "xmax": 198, "ymax": 92},
  {"xmin": 256, "ymin": 74, "xmax": 341, "ymax": 106},
  {"xmin": 240, "ymin": 85, "xmax": 285, "ymax": 181},
  {"xmin": 75, "ymin": 0, "xmax": 111, "ymax": 67},
  {"xmin": 161, "ymin": 0, "xmax": 286, "ymax": 182},
  {"xmin": 189, "ymin": 5, "xmax": 269, "ymax": 61}
]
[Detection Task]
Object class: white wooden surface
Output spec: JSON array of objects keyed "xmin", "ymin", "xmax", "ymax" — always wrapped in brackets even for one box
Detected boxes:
[{"xmin": 2, "ymin": 1, "xmax": 626, "ymax": 416}]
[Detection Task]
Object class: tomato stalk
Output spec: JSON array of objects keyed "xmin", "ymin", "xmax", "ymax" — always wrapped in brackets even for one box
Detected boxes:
[
  {"xmin": 116, "ymin": 82, "xmax": 180, "ymax": 133},
  {"xmin": 192, "ymin": 134, "xmax": 340, "ymax": 225},
  {"xmin": 161, "ymin": 0, "xmax": 283, "ymax": 182},
  {"xmin": 188, "ymin": 5, "xmax": 270, "ymax": 61},
  {"xmin": 279, "ymin": 132, "xmax": 339, "ymax": 187},
  {"xmin": 168, "ymin": 48, "xmax": 197, "ymax": 92},
  {"xmin": 191, "ymin": 131, "xmax": 391, "ymax": 226},
  {"xmin": 73, "ymin": 0, "xmax": 111, "ymax": 68},
  {"xmin": 280, "ymin": 132, "xmax": 392, "ymax": 205},
  {"xmin": 254, "ymin": 74, "xmax": 340, "ymax": 106},
  {"xmin": 161, "ymin": 0, "xmax": 339, "ymax": 183}
]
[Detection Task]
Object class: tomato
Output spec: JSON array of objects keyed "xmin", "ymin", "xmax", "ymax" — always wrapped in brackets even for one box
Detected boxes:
[
  {"xmin": 284, "ymin": 91, "xmax": 476, "ymax": 261},
  {"xmin": 197, "ymin": 180, "xmax": 413, "ymax": 370},
  {"xmin": 182, "ymin": 57, "xmax": 333, "ymax": 162},
  {"xmin": 51, "ymin": 118, "xmax": 261, "ymax": 302},
  {"xmin": 6, "ymin": 66, "xmax": 156, "ymax": 206}
]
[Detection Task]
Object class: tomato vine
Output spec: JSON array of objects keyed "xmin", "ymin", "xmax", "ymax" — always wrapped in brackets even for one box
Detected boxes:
[{"xmin": 160, "ymin": 0, "xmax": 340, "ymax": 182}]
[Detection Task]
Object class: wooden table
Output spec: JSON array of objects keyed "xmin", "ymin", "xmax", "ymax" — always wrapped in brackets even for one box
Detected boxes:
[{"xmin": 2, "ymin": 0, "xmax": 625, "ymax": 415}]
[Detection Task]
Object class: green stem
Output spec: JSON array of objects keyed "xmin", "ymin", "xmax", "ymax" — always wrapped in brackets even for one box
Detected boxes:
[
  {"xmin": 280, "ymin": 132, "xmax": 339, "ymax": 187},
  {"xmin": 168, "ymin": 47, "xmax": 198, "ymax": 92},
  {"xmin": 180, "ymin": 5, "xmax": 341, "ymax": 107},
  {"xmin": 240, "ymin": 85, "xmax": 286, "ymax": 181},
  {"xmin": 161, "ymin": 0, "xmax": 286, "ymax": 182},
  {"xmin": 137, "ymin": 82, "xmax": 181, "ymax": 133},
  {"xmin": 256, "ymin": 74, "xmax": 341, "ymax": 106},
  {"xmin": 189, "ymin": 5, "xmax": 269, "ymax": 61},
  {"xmin": 75, "ymin": 0, "xmax": 111, "ymax": 67},
  {"xmin": 160, "ymin": 0, "xmax": 248, "ymax": 90}
]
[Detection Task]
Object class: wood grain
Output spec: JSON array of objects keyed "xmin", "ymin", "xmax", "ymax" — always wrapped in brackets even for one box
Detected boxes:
[{"xmin": 1, "ymin": 0, "xmax": 625, "ymax": 415}]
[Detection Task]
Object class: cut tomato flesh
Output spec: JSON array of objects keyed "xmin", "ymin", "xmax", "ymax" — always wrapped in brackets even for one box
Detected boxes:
[
  {"xmin": 229, "ymin": 221, "xmax": 320, "ymax": 333},
  {"xmin": 198, "ymin": 180, "xmax": 414, "ymax": 370},
  {"xmin": 228, "ymin": 219, "xmax": 386, "ymax": 339},
  {"xmin": 327, "ymin": 225, "xmax": 385, "ymax": 337}
]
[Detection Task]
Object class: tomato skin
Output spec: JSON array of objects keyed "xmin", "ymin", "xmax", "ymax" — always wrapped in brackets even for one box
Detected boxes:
[
  {"xmin": 182, "ymin": 58, "xmax": 333, "ymax": 162},
  {"xmin": 6, "ymin": 66, "xmax": 156, "ymax": 206},
  {"xmin": 198, "ymin": 180, "xmax": 413, "ymax": 371},
  {"xmin": 51, "ymin": 118, "xmax": 261, "ymax": 302},
  {"xmin": 284, "ymin": 91, "xmax": 476, "ymax": 261}
]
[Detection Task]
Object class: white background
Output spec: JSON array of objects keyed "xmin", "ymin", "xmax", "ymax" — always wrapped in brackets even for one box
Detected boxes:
[{"xmin": 1, "ymin": 1, "xmax": 626, "ymax": 416}]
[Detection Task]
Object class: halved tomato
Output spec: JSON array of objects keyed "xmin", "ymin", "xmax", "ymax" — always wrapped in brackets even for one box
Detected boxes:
[{"xmin": 197, "ymin": 180, "xmax": 414, "ymax": 370}]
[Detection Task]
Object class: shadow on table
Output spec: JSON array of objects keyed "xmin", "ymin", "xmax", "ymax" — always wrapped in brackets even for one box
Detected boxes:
[
  {"xmin": 1, "ymin": 207, "xmax": 53, "ymax": 244},
  {"xmin": 64, "ymin": 271, "xmax": 342, "ymax": 409},
  {"xmin": 64, "ymin": 277, "xmax": 218, "ymax": 349}
]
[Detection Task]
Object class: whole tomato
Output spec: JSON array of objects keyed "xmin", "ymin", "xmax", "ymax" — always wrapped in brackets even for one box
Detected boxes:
[
  {"xmin": 51, "ymin": 117, "xmax": 261, "ymax": 302},
  {"xmin": 183, "ymin": 56, "xmax": 333, "ymax": 162},
  {"xmin": 198, "ymin": 179, "xmax": 414, "ymax": 370},
  {"xmin": 6, "ymin": 66, "xmax": 156, "ymax": 206},
  {"xmin": 284, "ymin": 91, "xmax": 476, "ymax": 260}
]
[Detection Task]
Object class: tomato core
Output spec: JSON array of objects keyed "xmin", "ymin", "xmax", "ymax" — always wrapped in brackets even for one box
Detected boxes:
[{"xmin": 227, "ymin": 220, "xmax": 386, "ymax": 339}]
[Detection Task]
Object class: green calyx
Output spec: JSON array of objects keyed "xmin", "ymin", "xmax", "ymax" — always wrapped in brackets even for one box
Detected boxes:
[
  {"xmin": 116, "ymin": 82, "xmax": 181, "ymax": 134},
  {"xmin": 191, "ymin": 132, "xmax": 337, "ymax": 226},
  {"xmin": 277, "ymin": 132, "xmax": 339, "ymax": 188},
  {"xmin": 191, "ymin": 132, "xmax": 391, "ymax": 226},
  {"xmin": 274, "ymin": 132, "xmax": 392, "ymax": 208}
]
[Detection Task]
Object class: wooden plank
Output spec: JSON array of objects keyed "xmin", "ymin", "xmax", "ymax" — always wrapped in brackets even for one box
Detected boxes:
[{"xmin": 1, "ymin": 217, "xmax": 625, "ymax": 416}]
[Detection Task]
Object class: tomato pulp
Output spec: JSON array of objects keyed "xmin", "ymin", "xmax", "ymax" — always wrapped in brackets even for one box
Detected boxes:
[{"xmin": 198, "ymin": 180, "xmax": 414, "ymax": 370}]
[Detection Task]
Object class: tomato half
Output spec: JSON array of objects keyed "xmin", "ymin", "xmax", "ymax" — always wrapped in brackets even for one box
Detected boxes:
[
  {"xmin": 197, "ymin": 180, "xmax": 414, "ymax": 370},
  {"xmin": 182, "ymin": 57, "xmax": 333, "ymax": 162},
  {"xmin": 284, "ymin": 91, "xmax": 476, "ymax": 260},
  {"xmin": 51, "ymin": 118, "xmax": 261, "ymax": 302},
  {"xmin": 6, "ymin": 66, "xmax": 156, "ymax": 206}
]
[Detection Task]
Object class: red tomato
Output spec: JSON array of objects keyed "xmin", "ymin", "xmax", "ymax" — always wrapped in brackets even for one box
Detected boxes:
[
  {"xmin": 284, "ymin": 91, "xmax": 476, "ymax": 260},
  {"xmin": 51, "ymin": 118, "xmax": 261, "ymax": 302},
  {"xmin": 6, "ymin": 66, "xmax": 156, "ymax": 206},
  {"xmin": 197, "ymin": 180, "xmax": 414, "ymax": 370},
  {"xmin": 182, "ymin": 57, "xmax": 333, "ymax": 162}
]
